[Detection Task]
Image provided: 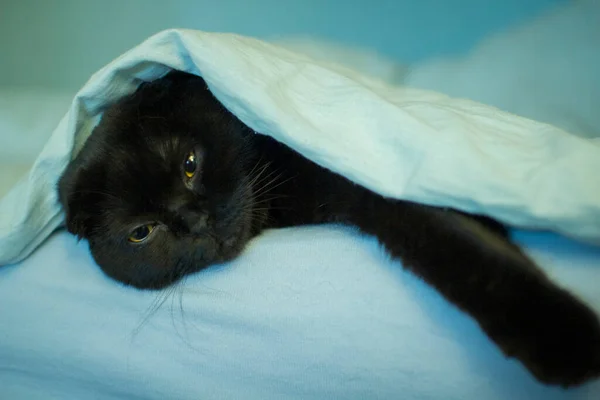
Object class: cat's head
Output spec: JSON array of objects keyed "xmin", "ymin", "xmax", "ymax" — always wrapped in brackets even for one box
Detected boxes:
[{"xmin": 58, "ymin": 71, "xmax": 266, "ymax": 289}]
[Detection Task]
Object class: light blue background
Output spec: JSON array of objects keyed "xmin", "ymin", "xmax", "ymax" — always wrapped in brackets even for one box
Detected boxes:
[{"xmin": 0, "ymin": 0, "xmax": 565, "ymax": 90}]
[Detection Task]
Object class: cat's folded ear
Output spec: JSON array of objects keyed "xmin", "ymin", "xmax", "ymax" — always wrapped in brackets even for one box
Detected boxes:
[
  {"xmin": 57, "ymin": 154, "xmax": 104, "ymax": 239},
  {"xmin": 57, "ymin": 164, "xmax": 86, "ymax": 238}
]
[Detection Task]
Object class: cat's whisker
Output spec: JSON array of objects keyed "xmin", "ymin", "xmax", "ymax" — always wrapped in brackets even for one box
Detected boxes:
[
  {"xmin": 130, "ymin": 286, "xmax": 173, "ymax": 340},
  {"xmin": 247, "ymin": 169, "xmax": 281, "ymax": 197},
  {"xmin": 253, "ymin": 174, "xmax": 298, "ymax": 201},
  {"xmin": 246, "ymin": 156, "xmax": 268, "ymax": 180},
  {"xmin": 249, "ymin": 162, "xmax": 278, "ymax": 185},
  {"xmin": 247, "ymin": 161, "xmax": 273, "ymax": 186},
  {"xmin": 168, "ymin": 278, "xmax": 194, "ymax": 348},
  {"xmin": 131, "ymin": 255, "xmax": 192, "ymax": 340},
  {"xmin": 251, "ymin": 174, "xmax": 284, "ymax": 200},
  {"xmin": 174, "ymin": 278, "xmax": 208, "ymax": 353},
  {"xmin": 232, "ymin": 167, "xmax": 286, "ymax": 213}
]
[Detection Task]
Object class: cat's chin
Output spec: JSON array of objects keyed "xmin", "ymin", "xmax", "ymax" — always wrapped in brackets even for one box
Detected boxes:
[{"xmin": 213, "ymin": 220, "xmax": 254, "ymax": 263}]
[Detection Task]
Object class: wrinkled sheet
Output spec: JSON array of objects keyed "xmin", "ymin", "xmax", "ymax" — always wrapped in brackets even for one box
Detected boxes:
[
  {"xmin": 1, "ymin": 227, "xmax": 599, "ymax": 399},
  {"xmin": 0, "ymin": 29, "xmax": 599, "ymax": 267}
]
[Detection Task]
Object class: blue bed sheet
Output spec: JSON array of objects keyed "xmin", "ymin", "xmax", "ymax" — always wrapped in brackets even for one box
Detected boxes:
[{"xmin": 1, "ymin": 225, "xmax": 598, "ymax": 399}]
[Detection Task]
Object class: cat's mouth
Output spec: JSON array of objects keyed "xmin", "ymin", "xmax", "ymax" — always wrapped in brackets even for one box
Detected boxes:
[
  {"xmin": 214, "ymin": 215, "xmax": 254, "ymax": 262},
  {"xmin": 215, "ymin": 226, "xmax": 245, "ymax": 257},
  {"xmin": 211, "ymin": 204, "xmax": 254, "ymax": 255},
  {"xmin": 222, "ymin": 235, "xmax": 239, "ymax": 249}
]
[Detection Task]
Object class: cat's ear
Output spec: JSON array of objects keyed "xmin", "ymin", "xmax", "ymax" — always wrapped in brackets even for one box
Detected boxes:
[
  {"xmin": 57, "ymin": 156, "xmax": 102, "ymax": 239},
  {"xmin": 57, "ymin": 164, "xmax": 86, "ymax": 238}
]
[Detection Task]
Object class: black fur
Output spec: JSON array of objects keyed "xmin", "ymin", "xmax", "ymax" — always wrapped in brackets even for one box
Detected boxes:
[{"xmin": 58, "ymin": 71, "xmax": 600, "ymax": 387}]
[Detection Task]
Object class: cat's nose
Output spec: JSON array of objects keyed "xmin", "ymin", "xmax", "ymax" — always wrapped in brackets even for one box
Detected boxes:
[
  {"xmin": 175, "ymin": 205, "xmax": 210, "ymax": 233},
  {"xmin": 167, "ymin": 194, "xmax": 210, "ymax": 233}
]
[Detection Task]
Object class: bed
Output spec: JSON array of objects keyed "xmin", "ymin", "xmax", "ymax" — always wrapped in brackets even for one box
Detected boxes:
[
  {"xmin": 1, "ymin": 2, "xmax": 599, "ymax": 399},
  {"xmin": 1, "ymin": 225, "xmax": 599, "ymax": 400}
]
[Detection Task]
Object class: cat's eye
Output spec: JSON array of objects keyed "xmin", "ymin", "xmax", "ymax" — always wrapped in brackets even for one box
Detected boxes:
[
  {"xmin": 128, "ymin": 224, "xmax": 155, "ymax": 243},
  {"xmin": 183, "ymin": 151, "xmax": 197, "ymax": 178}
]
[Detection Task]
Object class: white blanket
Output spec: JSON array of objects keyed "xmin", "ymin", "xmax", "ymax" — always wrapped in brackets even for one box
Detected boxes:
[{"xmin": 0, "ymin": 29, "xmax": 599, "ymax": 266}]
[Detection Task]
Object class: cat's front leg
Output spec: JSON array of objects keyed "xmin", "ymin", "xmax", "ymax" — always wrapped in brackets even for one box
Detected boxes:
[
  {"xmin": 478, "ymin": 277, "xmax": 600, "ymax": 387},
  {"xmin": 353, "ymin": 199, "xmax": 600, "ymax": 387}
]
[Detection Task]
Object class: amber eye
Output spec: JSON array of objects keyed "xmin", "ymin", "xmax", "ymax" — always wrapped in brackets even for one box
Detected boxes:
[
  {"xmin": 128, "ymin": 224, "xmax": 155, "ymax": 243},
  {"xmin": 183, "ymin": 151, "xmax": 197, "ymax": 178}
]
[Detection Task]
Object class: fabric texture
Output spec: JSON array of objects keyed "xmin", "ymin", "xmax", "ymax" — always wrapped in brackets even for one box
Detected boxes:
[
  {"xmin": 1, "ymin": 227, "xmax": 599, "ymax": 400},
  {"xmin": 0, "ymin": 29, "xmax": 599, "ymax": 267}
]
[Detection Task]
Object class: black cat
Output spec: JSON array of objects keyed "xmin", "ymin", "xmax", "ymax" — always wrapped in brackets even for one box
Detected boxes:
[{"xmin": 58, "ymin": 71, "xmax": 600, "ymax": 387}]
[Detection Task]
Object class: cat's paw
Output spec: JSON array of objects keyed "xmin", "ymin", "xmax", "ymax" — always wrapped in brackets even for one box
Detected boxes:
[{"xmin": 484, "ymin": 286, "xmax": 600, "ymax": 387}]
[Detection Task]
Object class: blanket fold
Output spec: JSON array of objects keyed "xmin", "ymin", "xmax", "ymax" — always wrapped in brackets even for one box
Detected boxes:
[{"xmin": 0, "ymin": 29, "xmax": 599, "ymax": 266}]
